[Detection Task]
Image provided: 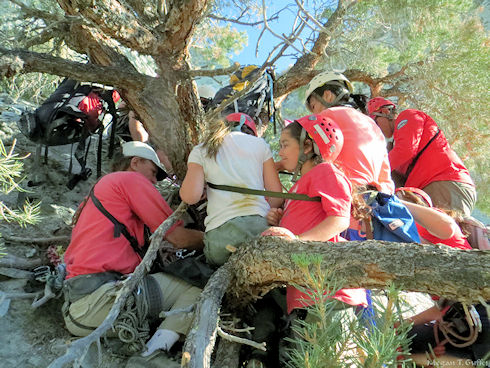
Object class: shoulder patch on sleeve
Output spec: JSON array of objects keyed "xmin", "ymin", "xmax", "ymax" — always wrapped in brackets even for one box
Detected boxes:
[{"xmin": 397, "ymin": 119, "xmax": 408, "ymax": 130}]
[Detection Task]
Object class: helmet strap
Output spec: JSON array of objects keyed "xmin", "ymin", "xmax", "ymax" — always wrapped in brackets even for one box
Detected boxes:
[
  {"xmin": 230, "ymin": 114, "xmax": 247, "ymax": 132},
  {"xmin": 310, "ymin": 87, "xmax": 349, "ymax": 111},
  {"xmin": 291, "ymin": 129, "xmax": 314, "ymax": 182}
]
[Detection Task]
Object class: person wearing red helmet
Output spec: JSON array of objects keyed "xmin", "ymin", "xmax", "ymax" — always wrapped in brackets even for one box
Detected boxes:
[
  {"xmin": 367, "ymin": 97, "xmax": 476, "ymax": 215},
  {"xmin": 263, "ymin": 113, "xmax": 367, "ymax": 314},
  {"xmin": 180, "ymin": 113, "xmax": 282, "ymax": 266}
]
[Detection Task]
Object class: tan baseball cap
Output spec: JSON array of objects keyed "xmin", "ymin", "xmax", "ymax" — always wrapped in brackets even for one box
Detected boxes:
[{"xmin": 122, "ymin": 141, "xmax": 168, "ymax": 181}]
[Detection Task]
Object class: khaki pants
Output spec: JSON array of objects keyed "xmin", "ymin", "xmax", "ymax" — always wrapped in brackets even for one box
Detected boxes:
[
  {"xmin": 63, "ymin": 273, "xmax": 201, "ymax": 337},
  {"xmin": 422, "ymin": 180, "xmax": 476, "ymax": 216},
  {"xmin": 204, "ymin": 215, "xmax": 269, "ymax": 266}
]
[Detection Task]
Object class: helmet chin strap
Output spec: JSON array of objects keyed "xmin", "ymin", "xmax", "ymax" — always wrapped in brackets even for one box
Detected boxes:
[{"xmin": 291, "ymin": 129, "xmax": 314, "ymax": 182}]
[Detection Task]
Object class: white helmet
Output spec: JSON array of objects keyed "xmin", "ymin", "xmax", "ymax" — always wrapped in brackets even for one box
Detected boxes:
[
  {"xmin": 197, "ymin": 85, "xmax": 216, "ymax": 100},
  {"xmin": 304, "ymin": 71, "xmax": 353, "ymax": 110}
]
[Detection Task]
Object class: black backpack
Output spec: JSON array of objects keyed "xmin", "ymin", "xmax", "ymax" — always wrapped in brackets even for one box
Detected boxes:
[
  {"xmin": 209, "ymin": 65, "xmax": 275, "ymax": 129},
  {"xmin": 17, "ymin": 78, "xmax": 118, "ymax": 188}
]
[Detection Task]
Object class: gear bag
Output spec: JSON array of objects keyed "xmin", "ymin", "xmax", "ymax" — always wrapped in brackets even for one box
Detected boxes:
[
  {"xmin": 365, "ymin": 192, "xmax": 421, "ymax": 243},
  {"xmin": 17, "ymin": 78, "xmax": 118, "ymax": 186},
  {"xmin": 209, "ymin": 65, "xmax": 275, "ymax": 129}
]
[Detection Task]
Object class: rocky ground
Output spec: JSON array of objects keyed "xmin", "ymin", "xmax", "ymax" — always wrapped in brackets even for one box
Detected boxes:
[{"xmin": 0, "ymin": 92, "xmax": 442, "ymax": 367}]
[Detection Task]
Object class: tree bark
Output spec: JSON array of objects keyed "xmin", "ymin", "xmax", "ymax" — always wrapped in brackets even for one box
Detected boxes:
[
  {"xmin": 182, "ymin": 263, "xmax": 233, "ymax": 368},
  {"xmin": 228, "ymin": 237, "xmax": 490, "ymax": 305},
  {"xmin": 213, "ymin": 339, "xmax": 241, "ymax": 368}
]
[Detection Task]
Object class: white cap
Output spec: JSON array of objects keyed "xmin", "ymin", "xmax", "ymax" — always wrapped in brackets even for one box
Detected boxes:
[{"xmin": 122, "ymin": 141, "xmax": 167, "ymax": 181}]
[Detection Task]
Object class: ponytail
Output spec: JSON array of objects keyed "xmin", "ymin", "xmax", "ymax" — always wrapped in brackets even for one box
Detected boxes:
[
  {"xmin": 201, "ymin": 118, "xmax": 231, "ymax": 159},
  {"xmin": 349, "ymin": 94, "xmax": 368, "ymax": 114}
]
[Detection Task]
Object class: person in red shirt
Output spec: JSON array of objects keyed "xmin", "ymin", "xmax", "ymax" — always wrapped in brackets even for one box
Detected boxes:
[
  {"xmin": 246, "ymin": 113, "xmax": 367, "ymax": 368},
  {"xmin": 264, "ymin": 113, "xmax": 367, "ymax": 314},
  {"xmin": 367, "ymin": 97, "xmax": 476, "ymax": 215},
  {"xmin": 300, "ymin": 71, "xmax": 394, "ymax": 195},
  {"xmin": 63, "ymin": 141, "xmax": 204, "ymax": 357}
]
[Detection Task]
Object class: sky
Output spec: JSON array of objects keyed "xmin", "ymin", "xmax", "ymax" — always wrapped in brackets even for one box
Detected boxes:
[{"xmin": 225, "ymin": 2, "xmax": 311, "ymax": 73}]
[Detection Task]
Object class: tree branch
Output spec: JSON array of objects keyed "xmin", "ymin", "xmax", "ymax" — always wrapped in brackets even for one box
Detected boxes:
[
  {"xmin": 274, "ymin": 0, "xmax": 359, "ymax": 100},
  {"xmin": 156, "ymin": 0, "xmax": 210, "ymax": 62},
  {"xmin": 186, "ymin": 62, "xmax": 241, "ymax": 78},
  {"xmin": 47, "ymin": 202, "xmax": 188, "ymax": 368},
  {"xmin": 208, "ymin": 13, "xmax": 279, "ymax": 27},
  {"xmin": 183, "ymin": 236, "xmax": 489, "ymax": 367},
  {"xmin": 0, "ymin": 48, "xmax": 148, "ymax": 90},
  {"xmin": 182, "ymin": 263, "xmax": 233, "ymax": 368},
  {"xmin": 9, "ymin": 0, "xmax": 65, "ymax": 23},
  {"xmin": 217, "ymin": 326, "xmax": 266, "ymax": 351},
  {"xmin": 2, "ymin": 234, "xmax": 71, "ymax": 245},
  {"xmin": 56, "ymin": 0, "xmax": 157, "ymax": 54},
  {"xmin": 229, "ymin": 237, "xmax": 490, "ymax": 305}
]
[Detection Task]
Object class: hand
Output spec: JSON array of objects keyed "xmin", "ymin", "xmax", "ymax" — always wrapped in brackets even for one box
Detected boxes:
[
  {"xmin": 266, "ymin": 208, "xmax": 283, "ymax": 226},
  {"xmin": 274, "ymin": 160, "xmax": 285, "ymax": 172},
  {"xmin": 141, "ymin": 329, "xmax": 180, "ymax": 357},
  {"xmin": 432, "ymin": 344, "xmax": 446, "ymax": 357},
  {"xmin": 261, "ymin": 226, "xmax": 296, "ymax": 239}
]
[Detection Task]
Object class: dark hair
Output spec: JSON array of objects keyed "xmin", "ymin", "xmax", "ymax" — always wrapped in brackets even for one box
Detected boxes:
[
  {"xmin": 350, "ymin": 94, "xmax": 368, "ymax": 114},
  {"xmin": 308, "ymin": 83, "xmax": 368, "ymax": 113},
  {"xmin": 111, "ymin": 148, "xmax": 133, "ymax": 172},
  {"xmin": 309, "ymin": 84, "xmax": 350, "ymax": 106}
]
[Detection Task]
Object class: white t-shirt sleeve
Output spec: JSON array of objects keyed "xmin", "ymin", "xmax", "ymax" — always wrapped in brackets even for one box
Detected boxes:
[
  {"xmin": 187, "ymin": 145, "xmax": 204, "ymax": 166},
  {"xmin": 261, "ymin": 140, "xmax": 273, "ymax": 163}
]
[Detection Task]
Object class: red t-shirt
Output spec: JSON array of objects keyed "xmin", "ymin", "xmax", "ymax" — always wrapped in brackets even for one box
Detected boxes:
[
  {"xmin": 65, "ymin": 171, "xmax": 179, "ymax": 279},
  {"xmin": 389, "ymin": 109, "xmax": 474, "ymax": 189},
  {"xmin": 279, "ymin": 163, "xmax": 368, "ymax": 312},
  {"xmin": 280, "ymin": 163, "xmax": 352, "ymax": 236},
  {"xmin": 320, "ymin": 106, "xmax": 394, "ymax": 194}
]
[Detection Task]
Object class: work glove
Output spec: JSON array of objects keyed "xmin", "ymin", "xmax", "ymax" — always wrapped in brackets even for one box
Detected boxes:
[{"xmin": 141, "ymin": 329, "xmax": 180, "ymax": 357}]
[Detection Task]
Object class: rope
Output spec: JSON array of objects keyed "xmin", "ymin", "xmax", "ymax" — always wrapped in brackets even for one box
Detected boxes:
[
  {"xmin": 113, "ymin": 283, "xmax": 151, "ymax": 354},
  {"xmin": 434, "ymin": 303, "xmax": 480, "ymax": 349}
]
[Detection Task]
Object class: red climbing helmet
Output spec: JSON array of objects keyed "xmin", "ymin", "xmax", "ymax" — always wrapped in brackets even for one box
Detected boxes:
[
  {"xmin": 367, "ymin": 97, "xmax": 396, "ymax": 120},
  {"xmin": 395, "ymin": 187, "xmax": 433, "ymax": 207},
  {"xmin": 226, "ymin": 112, "xmax": 257, "ymax": 136},
  {"xmin": 295, "ymin": 113, "xmax": 344, "ymax": 162}
]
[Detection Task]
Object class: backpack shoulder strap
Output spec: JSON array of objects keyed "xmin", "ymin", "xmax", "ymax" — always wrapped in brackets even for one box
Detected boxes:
[
  {"xmin": 207, "ymin": 182, "xmax": 321, "ymax": 202},
  {"xmin": 405, "ymin": 128, "xmax": 441, "ymax": 177},
  {"xmin": 89, "ymin": 188, "xmax": 147, "ymax": 258}
]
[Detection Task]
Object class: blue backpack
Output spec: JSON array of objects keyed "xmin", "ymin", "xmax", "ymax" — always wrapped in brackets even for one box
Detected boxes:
[{"xmin": 345, "ymin": 191, "xmax": 420, "ymax": 243}]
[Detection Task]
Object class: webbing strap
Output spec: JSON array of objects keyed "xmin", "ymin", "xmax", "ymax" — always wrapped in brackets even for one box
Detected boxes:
[
  {"xmin": 404, "ymin": 128, "xmax": 441, "ymax": 178},
  {"xmin": 207, "ymin": 182, "xmax": 321, "ymax": 202},
  {"xmin": 89, "ymin": 189, "xmax": 147, "ymax": 258}
]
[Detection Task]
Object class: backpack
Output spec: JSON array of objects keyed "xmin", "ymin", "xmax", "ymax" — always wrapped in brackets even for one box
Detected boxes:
[
  {"xmin": 17, "ymin": 78, "xmax": 118, "ymax": 187},
  {"xmin": 462, "ymin": 216, "xmax": 490, "ymax": 250},
  {"xmin": 209, "ymin": 65, "xmax": 275, "ymax": 129},
  {"xmin": 345, "ymin": 191, "xmax": 421, "ymax": 243}
]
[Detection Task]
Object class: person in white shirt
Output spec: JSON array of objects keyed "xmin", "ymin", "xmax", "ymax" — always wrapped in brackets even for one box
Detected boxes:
[{"xmin": 180, "ymin": 113, "xmax": 283, "ymax": 265}]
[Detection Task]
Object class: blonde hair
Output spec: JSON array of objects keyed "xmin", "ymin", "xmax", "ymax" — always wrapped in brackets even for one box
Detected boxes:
[{"xmin": 201, "ymin": 117, "xmax": 233, "ymax": 159}]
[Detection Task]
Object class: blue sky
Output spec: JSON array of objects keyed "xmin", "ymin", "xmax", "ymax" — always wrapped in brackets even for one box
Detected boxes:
[{"xmin": 226, "ymin": 2, "xmax": 307, "ymax": 73}]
